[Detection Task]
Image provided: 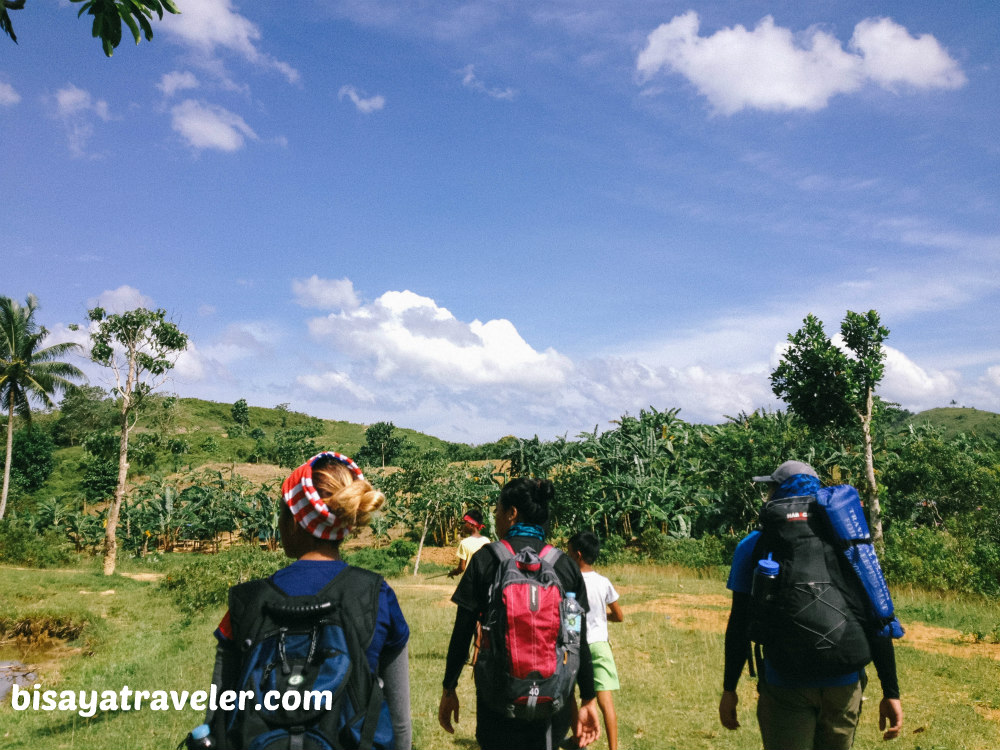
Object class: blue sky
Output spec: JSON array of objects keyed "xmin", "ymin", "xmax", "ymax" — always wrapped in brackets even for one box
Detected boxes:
[{"xmin": 3, "ymin": 1, "xmax": 998, "ymax": 443}]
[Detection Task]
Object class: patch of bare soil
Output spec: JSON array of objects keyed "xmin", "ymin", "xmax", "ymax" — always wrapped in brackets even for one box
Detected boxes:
[
  {"xmin": 623, "ymin": 594, "xmax": 731, "ymax": 633},
  {"xmin": 623, "ymin": 593, "xmax": 1000, "ymax": 664}
]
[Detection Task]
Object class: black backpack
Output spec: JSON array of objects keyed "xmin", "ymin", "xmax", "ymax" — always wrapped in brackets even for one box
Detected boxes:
[
  {"xmin": 749, "ymin": 494, "xmax": 873, "ymax": 680},
  {"xmin": 225, "ymin": 567, "xmax": 394, "ymax": 750}
]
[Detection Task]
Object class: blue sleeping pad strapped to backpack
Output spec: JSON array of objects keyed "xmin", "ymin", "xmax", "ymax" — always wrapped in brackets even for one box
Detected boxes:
[{"xmin": 816, "ymin": 485, "xmax": 904, "ymax": 639}]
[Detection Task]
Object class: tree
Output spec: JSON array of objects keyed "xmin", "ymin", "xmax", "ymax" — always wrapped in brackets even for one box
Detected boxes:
[
  {"xmin": 771, "ymin": 311, "xmax": 890, "ymax": 542},
  {"xmin": 1, "ymin": 295, "xmax": 84, "ymax": 519},
  {"xmin": 230, "ymin": 398, "xmax": 250, "ymax": 436},
  {"xmin": 357, "ymin": 422, "xmax": 405, "ymax": 468},
  {"xmin": 2, "ymin": 0, "xmax": 180, "ymax": 57},
  {"xmin": 54, "ymin": 384, "xmax": 117, "ymax": 446},
  {"xmin": 88, "ymin": 306, "xmax": 187, "ymax": 575}
]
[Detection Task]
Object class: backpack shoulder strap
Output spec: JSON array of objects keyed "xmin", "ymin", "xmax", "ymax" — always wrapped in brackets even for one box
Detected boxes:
[
  {"xmin": 491, "ymin": 539, "xmax": 515, "ymax": 561},
  {"xmin": 538, "ymin": 544, "xmax": 561, "ymax": 563},
  {"xmin": 228, "ymin": 578, "xmax": 288, "ymax": 646}
]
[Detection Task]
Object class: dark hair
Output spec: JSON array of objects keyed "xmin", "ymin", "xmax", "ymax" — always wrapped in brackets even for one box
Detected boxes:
[
  {"xmin": 568, "ymin": 530, "xmax": 600, "ymax": 565},
  {"xmin": 464, "ymin": 508, "xmax": 484, "ymax": 525},
  {"xmin": 498, "ymin": 477, "xmax": 553, "ymax": 526}
]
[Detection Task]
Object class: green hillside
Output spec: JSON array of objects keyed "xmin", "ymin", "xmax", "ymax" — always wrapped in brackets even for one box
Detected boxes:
[{"xmin": 908, "ymin": 406, "xmax": 1000, "ymax": 439}]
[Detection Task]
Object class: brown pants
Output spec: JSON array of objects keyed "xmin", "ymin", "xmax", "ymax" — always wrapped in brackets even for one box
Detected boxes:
[{"xmin": 757, "ymin": 671, "xmax": 866, "ymax": 750}]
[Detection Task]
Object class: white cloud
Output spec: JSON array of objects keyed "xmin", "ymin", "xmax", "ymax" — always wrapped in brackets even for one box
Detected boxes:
[
  {"xmin": 158, "ymin": 70, "xmax": 200, "ymax": 97},
  {"xmin": 879, "ymin": 345, "xmax": 959, "ymax": 411},
  {"xmin": 170, "ymin": 99, "xmax": 257, "ymax": 152},
  {"xmin": 163, "ymin": 0, "xmax": 299, "ymax": 84},
  {"xmin": 89, "ymin": 286, "xmax": 155, "ymax": 314},
  {"xmin": 460, "ymin": 65, "xmax": 517, "ymax": 100},
  {"xmin": 338, "ymin": 85, "xmax": 386, "ymax": 113},
  {"xmin": 851, "ymin": 18, "xmax": 966, "ymax": 91},
  {"xmin": 201, "ymin": 321, "xmax": 282, "ymax": 365},
  {"xmin": 297, "ymin": 370, "xmax": 375, "ymax": 403},
  {"xmin": 53, "ymin": 84, "xmax": 111, "ymax": 156},
  {"xmin": 636, "ymin": 12, "xmax": 965, "ymax": 114},
  {"xmin": 0, "ymin": 81, "xmax": 20, "ymax": 106},
  {"xmin": 292, "ymin": 276, "xmax": 360, "ymax": 311},
  {"xmin": 307, "ymin": 288, "xmax": 572, "ymax": 389}
]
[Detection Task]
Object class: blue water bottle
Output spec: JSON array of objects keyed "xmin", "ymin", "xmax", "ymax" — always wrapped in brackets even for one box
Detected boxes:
[
  {"xmin": 185, "ymin": 724, "xmax": 215, "ymax": 749},
  {"xmin": 751, "ymin": 553, "xmax": 780, "ymax": 604}
]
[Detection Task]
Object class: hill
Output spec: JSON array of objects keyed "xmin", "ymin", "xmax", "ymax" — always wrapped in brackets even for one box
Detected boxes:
[{"xmin": 907, "ymin": 406, "xmax": 1000, "ymax": 439}]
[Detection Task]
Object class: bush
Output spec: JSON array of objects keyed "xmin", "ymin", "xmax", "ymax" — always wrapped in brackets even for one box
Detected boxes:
[
  {"xmin": 637, "ymin": 529, "xmax": 737, "ymax": 569},
  {"xmin": 0, "ymin": 521, "xmax": 74, "ymax": 568},
  {"xmin": 345, "ymin": 539, "xmax": 417, "ymax": 578},
  {"xmin": 882, "ymin": 525, "xmax": 1000, "ymax": 597},
  {"xmin": 159, "ymin": 545, "xmax": 285, "ymax": 614}
]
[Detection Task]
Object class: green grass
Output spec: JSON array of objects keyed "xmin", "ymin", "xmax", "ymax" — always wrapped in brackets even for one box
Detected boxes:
[{"xmin": 2, "ymin": 557, "xmax": 999, "ymax": 749}]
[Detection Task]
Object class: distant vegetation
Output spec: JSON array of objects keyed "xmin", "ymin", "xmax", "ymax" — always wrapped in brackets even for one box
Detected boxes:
[{"xmin": 2, "ymin": 386, "xmax": 999, "ymax": 596}]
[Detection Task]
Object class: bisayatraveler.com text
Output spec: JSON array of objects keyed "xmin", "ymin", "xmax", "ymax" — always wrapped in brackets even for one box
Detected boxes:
[{"xmin": 10, "ymin": 683, "xmax": 334, "ymax": 718}]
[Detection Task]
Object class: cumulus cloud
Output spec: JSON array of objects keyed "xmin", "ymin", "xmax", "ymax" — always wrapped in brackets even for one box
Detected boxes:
[
  {"xmin": 89, "ymin": 285, "xmax": 155, "ymax": 314},
  {"xmin": 879, "ymin": 345, "xmax": 959, "ymax": 411},
  {"xmin": 460, "ymin": 65, "xmax": 517, "ymax": 100},
  {"xmin": 170, "ymin": 99, "xmax": 257, "ymax": 151},
  {"xmin": 636, "ymin": 12, "xmax": 965, "ymax": 114},
  {"xmin": 53, "ymin": 84, "xmax": 111, "ymax": 156},
  {"xmin": 162, "ymin": 0, "xmax": 299, "ymax": 84},
  {"xmin": 292, "ymin": 276, "xmax": 360, "ymax": 311},
  {"xmin": 158, "ymin": 70, "xmax": 200, "ymax": 97},
  {"xmin": 338, "ymin": 85, "xmax": 386, "ymax": 113},
  {"xmin": 307, "ymin": 289, "xmax": 572, "ymax": 389},
  {"xmin": 0, "ymin": 81, "xmax": 20, "ymax": 106}
]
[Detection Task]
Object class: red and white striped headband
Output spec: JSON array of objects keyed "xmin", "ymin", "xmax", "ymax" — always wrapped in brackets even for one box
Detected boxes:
[{"xmin": 282, "ymin": 451, "xmax": 365, "ymax": 541}]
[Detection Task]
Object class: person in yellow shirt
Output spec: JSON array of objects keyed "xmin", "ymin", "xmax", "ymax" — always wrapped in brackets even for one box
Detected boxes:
[{"xmin": 448, "ymin": 509, "xmax": 490, "ymax": 578}]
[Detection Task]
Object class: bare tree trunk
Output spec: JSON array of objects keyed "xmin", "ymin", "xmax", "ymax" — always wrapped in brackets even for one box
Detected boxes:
[
  {"xmin": 860, "ymin": 388, "xmax": 883, "ymax": 546},
  {"xmin": 413, "ymin": 509, "xmax": 431, "ymax": 576},
  {"xmin": 0, "ymin": 402, "xmax": 14, "ymax": 520},
  {"xmin": 103, "ymin": 406, "xmax": 131, "ymax": 575},
  {"xmin": 103, "ymin": 358, "xmax": 136, "ymax": 576}
]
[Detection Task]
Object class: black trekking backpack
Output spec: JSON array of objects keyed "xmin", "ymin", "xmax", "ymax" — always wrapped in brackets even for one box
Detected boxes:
[
  {"xmin": 474, "ymin": 540, "xmax": 582, "ymax": 721},
  {"xmin": 225, "ymin": 567, "xmax": 394, "ymax": 750},
  {"xmin": 748, "ymin": 494, "xmax": 873, "ymax": 680}
]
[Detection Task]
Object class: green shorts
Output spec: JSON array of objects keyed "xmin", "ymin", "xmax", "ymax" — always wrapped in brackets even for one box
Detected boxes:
[{"xmin": 589, "ymin": 640, "xmax": 619, "ymax": 692}]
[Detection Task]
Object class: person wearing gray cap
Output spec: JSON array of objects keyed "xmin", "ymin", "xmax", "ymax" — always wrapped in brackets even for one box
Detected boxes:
[{"xmin": 717, "ymin": 460, "xmax": 903, "ymax": 749}]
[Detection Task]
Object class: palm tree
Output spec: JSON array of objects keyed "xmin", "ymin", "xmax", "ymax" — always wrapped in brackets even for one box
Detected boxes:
[{"xmin": 0, "ymin": 294, "xmax": 84, "ymax": 519}]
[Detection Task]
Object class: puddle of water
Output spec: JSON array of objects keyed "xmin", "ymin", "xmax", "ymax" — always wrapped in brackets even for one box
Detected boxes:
[{"xmin": 0, "ymin": 659, "xmax": 38, "ymax": 700}]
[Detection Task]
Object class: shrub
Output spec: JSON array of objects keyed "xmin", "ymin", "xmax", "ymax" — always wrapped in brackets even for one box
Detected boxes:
[
  {"xmin": 0, "ymin": 521, "xmax": 74, "ymax": 568},
  {"xmin": 345, "ymin": 539, "xmax": 417, "ymax": 578},
  {"xmin": 637, "ymin": 529, "xmax": 737, "ymax": 569},
  {"xmin": 882, "ymin": 525, "xmax": 1000, "ymax": 597},
  {"xmin": 159, "ymin": 545, "xmax": 285, "ymax": 614}
]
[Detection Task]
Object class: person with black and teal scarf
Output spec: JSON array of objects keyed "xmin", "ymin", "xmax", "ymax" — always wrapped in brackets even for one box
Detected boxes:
[
  {"xmin": 719, "ymin": 461, "xmax": 903, "ymax": 750},
  {"xmin": 439, "ymin": 478, "xmax": 601, "ymax": 750}
]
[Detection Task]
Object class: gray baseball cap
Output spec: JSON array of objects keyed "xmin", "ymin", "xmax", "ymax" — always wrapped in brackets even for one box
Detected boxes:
[{"xmin": 752, "ymin": 460, "xmax": 818, "ymax": 484}]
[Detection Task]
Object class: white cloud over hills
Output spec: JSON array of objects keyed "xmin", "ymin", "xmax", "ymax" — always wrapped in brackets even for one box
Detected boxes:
[{"xmin": 41, "ymin": 280, "xmax": 1000, "ymax": 442}]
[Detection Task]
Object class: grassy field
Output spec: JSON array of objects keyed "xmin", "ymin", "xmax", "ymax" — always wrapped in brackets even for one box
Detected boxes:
[{"xmin": 2, "ymin": 555, "xmax": 999, "ymax": 750}]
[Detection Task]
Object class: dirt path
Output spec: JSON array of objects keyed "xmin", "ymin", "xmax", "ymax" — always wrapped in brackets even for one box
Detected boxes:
[{"xmin": 621, "ymin": 592, "xmax": 1000, "ymax": 661}]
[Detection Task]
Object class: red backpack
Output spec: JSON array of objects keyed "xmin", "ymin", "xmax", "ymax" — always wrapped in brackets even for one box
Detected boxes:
[{"xmin": 473, "ymin": 540, "xmax": 582, "ymax": 721}]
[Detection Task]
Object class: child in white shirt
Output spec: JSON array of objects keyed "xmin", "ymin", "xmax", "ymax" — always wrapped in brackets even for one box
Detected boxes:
[{"xmin": 568, "ymin": 531, "xmax": 624, "ymax": 750}]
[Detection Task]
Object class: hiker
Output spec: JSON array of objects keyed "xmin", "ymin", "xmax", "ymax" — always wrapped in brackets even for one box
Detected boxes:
[
  {"xmin": 438, "ymin": 477, "xmax": 601, "ymax": 750},
  {"xmin": 201, "ymin": 451, "xmax": 411, "ymax": 750},
  {"xmin": 719, "ymin": 460, "xmax": 903, "ymax": 750},
  {"xmin": 567, "ymin": 531, "xmax": 623, "ymax": 750},
  {"xmin": 448, "ymin": 508, "xmax": 491, "ymax": 578}
]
